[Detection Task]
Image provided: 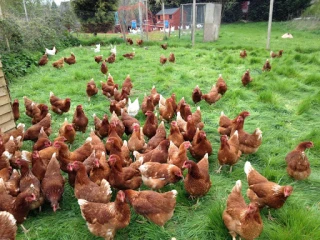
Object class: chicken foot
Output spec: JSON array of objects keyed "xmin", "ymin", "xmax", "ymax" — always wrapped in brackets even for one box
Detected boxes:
[
  {"xmin": 215, "ymin": 165, "xmax": 223, "ymax": 173},
  {"xmin": 20, "ymin": 224, "xmax": 30, "ymax": 234},
  {"xmin": 268, "ymin": 209, "xmax": 276, "ymax": 221}
]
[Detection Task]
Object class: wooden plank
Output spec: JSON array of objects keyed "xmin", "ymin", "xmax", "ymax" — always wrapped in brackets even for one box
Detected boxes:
[
  {"xmin": 0, "ymin": 86, "xmax": 7, "ymax": 97},
  {"xmin": 0, "ymin": 71, "xmax": 4, "ymax": 78},
  {"xmin": 0, "ymin": 120, "xmax": 16, "ymax": 133},
  {"xmin": 0, "ymin": 77, "xmax": 6, "ymax": 87},
  {"xmin": 0, "ymin": 61, "xmax": 2, "ymax": 68},
  {"xmin": 0, "ymin": 94, "xmax": 10, "ymax": 106},
  {"xmin": 0, "ymin": 103, "xmax": 12, "ymax": 114},
  {"xmin": 0, "ymin": 111, "xmax": 13, "ymax": 125}
]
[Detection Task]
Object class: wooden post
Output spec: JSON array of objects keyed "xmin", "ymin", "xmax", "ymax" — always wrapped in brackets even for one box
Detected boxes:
[
  {"xmin": 266, "ymin": 0, "xmax": 274, "ymax": 50},
  {"xmin": 192, "ymin": 0, "xmax": 196, "ymax": 46},
  {"xmin": 145, "ymin": 0, "xmax": 148, "ymax": 41},
  {"xmin": 162, "ymin": 2, "xmax": 166, "ymax": 37},
  {"xmin": 139, "ymin": 0, "xmax": 143, "ymax": 39},
  {"xmin": 179, "ymin": 4, "xmax": 184, "ymax": 39}
]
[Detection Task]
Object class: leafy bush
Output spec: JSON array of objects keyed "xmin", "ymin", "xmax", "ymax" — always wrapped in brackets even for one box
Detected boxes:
[
  {"xmin": 222, "ymin": 1, "xmax": 243, "ymax": 23},
  {"xmin": 0, "ymin": 3, "xmax": 81, "ymax": 81},
  {"xmin": 0, "ymin": 18, "xmax": 23, "ymax": 52},
  {"xmin": 303, "ymin": 0, "xmax": 320, "ymax": 18},
  {"xmin": 0, "ymin": 51, "xmax": 38, "ymax": 81},
  {"xmin": 248, "ymin": 0, "xmax": 312, "ymax": 21}
]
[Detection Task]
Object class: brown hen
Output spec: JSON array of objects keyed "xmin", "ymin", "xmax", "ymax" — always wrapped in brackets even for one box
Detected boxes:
[
  {"xmin": 183, "ymin": 153, "xmax": 211, "ymax": 198},
  {"xmin": 285, "ymin": 141, "xmax": 313, "ymax": 180},
  {"xmin": 78, "ymin": 190, "xmax": 130, "ymax": 240},
  {"xmin": 49, "ymin": 91, "xmax": 71, "ymax": 114},
  {"xmin": 72, "ymin": 105, "xmax": 88, "ymax": 133},
  {"xmin": 86, "ymin": 78, "xmax": 98, "ymax": 101},
  {"xmin": 223, "ymin": 180, "xmax": 263, "ymax": 240},
  {"xmin": 245, "ymin": 161, "xmax": 293, "ymax": 220},
  {"xmin": 125, "ymin": 189, "xmax": 177, "ymax": 226}
]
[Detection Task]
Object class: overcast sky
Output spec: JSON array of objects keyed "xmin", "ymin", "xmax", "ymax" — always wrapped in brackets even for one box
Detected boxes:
[{"xmin": 54, "ymin": 0, "xmax": 69, "ymax": 6}]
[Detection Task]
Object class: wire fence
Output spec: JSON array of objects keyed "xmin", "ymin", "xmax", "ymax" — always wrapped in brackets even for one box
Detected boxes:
[{"xmin": 179, "ymin": 3, "xmax": 207, "ymax": 38}]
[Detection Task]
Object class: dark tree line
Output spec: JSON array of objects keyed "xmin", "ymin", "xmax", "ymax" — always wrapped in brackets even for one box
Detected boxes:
[{"xmin": 72, "ymin": 0, "xmax": 118, "ymax": 33}]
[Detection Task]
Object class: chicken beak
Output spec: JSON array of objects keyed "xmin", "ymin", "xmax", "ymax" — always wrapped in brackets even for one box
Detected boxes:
[
  {"xmin": 67, "ymin": 164, "xmax": 73, "ymax": 172},
  {"xmin": 53, "ymin": 204, "xmax": 60, "ymax": 212}
]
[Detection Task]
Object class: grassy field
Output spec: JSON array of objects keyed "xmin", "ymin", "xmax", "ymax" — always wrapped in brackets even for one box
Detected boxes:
[{"xmin": 8, "ymin": 21, "xmax": 320, "ymax": 240}]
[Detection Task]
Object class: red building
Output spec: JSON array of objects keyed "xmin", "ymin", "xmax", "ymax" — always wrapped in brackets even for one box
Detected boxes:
[{"xmin": 156, "ymin": 8, "xmax": 181, "ymax": 30}]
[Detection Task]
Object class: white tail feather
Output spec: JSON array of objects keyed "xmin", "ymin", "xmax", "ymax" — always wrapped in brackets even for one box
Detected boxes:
[
  {"xmin": 171, "ymin": 190, "xmax": 178, "ymax": 197},
  {"xmin": 78, "ymin": 199, "xmax": 88, "ymax": 207},
  {"xmin": 234, "ymin": 180, "xmax": 242, "ymax": 192},
  {"xmin": 101, "ymin": 179, "xmax": 112, "ymax": 195},
  {"xmin": 244, "ymin": 161, "xmax": 253, "ymax": 175}
]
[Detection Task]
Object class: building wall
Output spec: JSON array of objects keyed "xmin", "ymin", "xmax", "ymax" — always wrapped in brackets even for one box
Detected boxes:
[
  {"xmin": 156, "ymin": 9, "xmax": 181, "ymax": 29},
  {"xmin": 0, "ymin": 61, "xmax": 15, "ymax": 133},
  {"xmin": 171, "ymin": 9, "xmax": 180, "ymax": 29}
]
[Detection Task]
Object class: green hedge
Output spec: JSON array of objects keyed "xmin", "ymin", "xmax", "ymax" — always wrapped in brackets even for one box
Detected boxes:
[{"xmin": 248, "ymin": 0, "xmax": 312, "ymax": 21}]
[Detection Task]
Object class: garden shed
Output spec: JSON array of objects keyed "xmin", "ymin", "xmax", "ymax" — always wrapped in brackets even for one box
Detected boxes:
[
  {"xmin": 0, "ymin": 61, "xmax": 15, "ymax": 133},
  {"xmin": 156, "ymin": 8, "xmax": 181, "ymax": 29}
]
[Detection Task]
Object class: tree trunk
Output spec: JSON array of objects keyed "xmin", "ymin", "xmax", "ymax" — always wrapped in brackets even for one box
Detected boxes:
[{"xmin": 0, "ymin": 4, "xmax": 11, "ymax": 52}]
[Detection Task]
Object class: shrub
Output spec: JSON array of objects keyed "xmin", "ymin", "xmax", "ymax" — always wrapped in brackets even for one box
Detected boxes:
[
  {"xmin": 248, "ymin": 0, "xmax": 312, "ymax": 21},
  {"xmin": 0, "ymin": 51, "xmax": 38, "ymax": 81},
  {"xmin": 222, "ymin": 1, "xmax": 243, "ymax": 23},
  {"xmin": 0, "ymin": 3, "xmax": 81, "ymax": 81}
]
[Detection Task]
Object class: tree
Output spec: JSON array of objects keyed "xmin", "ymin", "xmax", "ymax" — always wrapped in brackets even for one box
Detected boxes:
[
  {"xmin": 302, "ymin": 0, "xmax": 320, "ymax": 18},
  {"xmin": 52, "ymin": 1, "xmax": 58, "ymax": 9},
  {"xmin": 72, "ymin": 0, "xmax": 118, "ymax": 33},
  {"xmin": 249, "ymin": 0, "xmax": 312, "ymax": 21},
  {"xmin": 0, "ymin": 0, "xmax": 25, "ymax": 16}
]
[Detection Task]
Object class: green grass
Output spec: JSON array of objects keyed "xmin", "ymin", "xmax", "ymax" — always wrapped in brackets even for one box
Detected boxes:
[{"xmin": 7, "ymin": 21, "xmax": 320, "ymax": 239}]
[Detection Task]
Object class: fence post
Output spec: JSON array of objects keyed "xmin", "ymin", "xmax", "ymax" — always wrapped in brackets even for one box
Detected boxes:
[
  {"xmin": 139, "ymin": 0, "xmax": 143, "ymax": 39},
  {"xmin": 192, "ymin": 0, "xmax": 196, "ymax": 46},
  {"xmin": 266, "ymin": 0, "xmax": 274, "ymax": 50},
  {"xmin": 145, "ymin": 0, "xmax": 148, "ymax": 41}
]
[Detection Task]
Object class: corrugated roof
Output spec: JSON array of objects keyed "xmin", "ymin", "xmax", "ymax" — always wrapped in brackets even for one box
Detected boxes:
[{"xmin": 156, "ymin": 8, "xmax": 179, "ymax": 15}]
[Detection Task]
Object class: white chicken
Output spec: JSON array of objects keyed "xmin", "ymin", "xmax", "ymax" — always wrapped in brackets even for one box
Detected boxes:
[
  {"xmin": 110, "ymin": 44, "xmax": 117, "ymax": 55},
  {"xmin": 45, "ymin": 46, "xmax": 56, "ymax": 56},
  {"xmin": 127, "ymin": 98, "xmax": 140, "ymax": 117},
  {"xmin": 92, "ymin": 43, "xmax": 100, "ymax": 53}
]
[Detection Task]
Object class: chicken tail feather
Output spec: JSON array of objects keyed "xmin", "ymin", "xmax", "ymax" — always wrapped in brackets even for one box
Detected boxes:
[
  {"xmin": 244, "ymin": 161, "xmax": 253, "ymax": 176},
  {"xmin": 233, "ymin": 180, "xmax": 242, "ymax": 193},
  {"xmin": 78, "ymin": 199, "xmax": 88, "ymax": 207}
]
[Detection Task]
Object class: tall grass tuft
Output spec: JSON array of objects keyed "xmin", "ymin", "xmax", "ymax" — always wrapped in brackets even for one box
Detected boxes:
[
  {"xmin": 296, "ymin": 98, "xmax": 311, "ymax": 115},
  {"xmin": 304, "ymin": 73, "xmax": 320, "ymax": 86},
  {"xmin": 258, "ymin": 90, "xmax": 277, "ymax": 104}
]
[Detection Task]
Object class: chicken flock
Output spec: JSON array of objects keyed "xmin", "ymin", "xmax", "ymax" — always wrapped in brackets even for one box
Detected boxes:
[{"xmin": 0, "ymin": 42, "xmax": 314, "ymax": 240}]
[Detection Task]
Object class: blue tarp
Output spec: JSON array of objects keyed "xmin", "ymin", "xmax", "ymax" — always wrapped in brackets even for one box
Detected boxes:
[
  {"xmin": 164, "ymin": 20, "xmax": 169, "ymax": 28},
  {"xmin": 131, "ymin": 20, "xmax": 136, "ymax": 29},
  {"xmin": 114, "ymin": 12, "xmax": 119, "ymax": 25}
]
